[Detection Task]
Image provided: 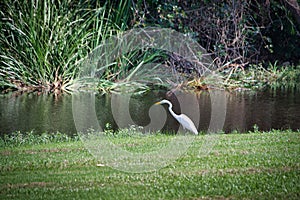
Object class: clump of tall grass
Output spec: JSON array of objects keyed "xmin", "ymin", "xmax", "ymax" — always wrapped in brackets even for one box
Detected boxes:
[
  {"xmin": 95, "ymin": 47, "xmax": 171, "ymax": 94},
  {"xmin": 0, "ymin": 0, "xmax": 131, "ymax": 93}
]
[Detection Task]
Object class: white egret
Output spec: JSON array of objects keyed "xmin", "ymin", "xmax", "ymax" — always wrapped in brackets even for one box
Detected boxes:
[{"xmin": 155, "ymin": 99, "xmax": 198, "ymax": 135}]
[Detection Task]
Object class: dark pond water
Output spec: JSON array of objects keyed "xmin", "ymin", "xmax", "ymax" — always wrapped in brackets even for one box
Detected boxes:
[{"xmin": 1, "ymin": 88, "xmax": 299, "ymax": 136}]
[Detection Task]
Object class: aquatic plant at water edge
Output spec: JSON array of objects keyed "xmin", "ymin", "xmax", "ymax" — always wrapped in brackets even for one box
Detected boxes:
[{"xmin": 0, "ymin": 0, "xmax": 129, "ymax": 92}]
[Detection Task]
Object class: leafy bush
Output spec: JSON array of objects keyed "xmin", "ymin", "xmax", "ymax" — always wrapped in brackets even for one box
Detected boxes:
[{"xmin": 132, "ymin": 0, "xmax": 300, "ymax": 67}]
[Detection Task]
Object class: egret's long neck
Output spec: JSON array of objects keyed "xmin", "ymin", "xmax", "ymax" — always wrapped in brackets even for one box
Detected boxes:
[{"xmin": 167, "ymin": 103, "xmax": 179, "ymax": 118}]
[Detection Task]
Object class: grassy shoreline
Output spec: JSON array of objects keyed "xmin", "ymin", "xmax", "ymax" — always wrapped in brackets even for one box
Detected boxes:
[{"xmin": 0, "ymin": 130, "xmax": 299, "ymax": 199}]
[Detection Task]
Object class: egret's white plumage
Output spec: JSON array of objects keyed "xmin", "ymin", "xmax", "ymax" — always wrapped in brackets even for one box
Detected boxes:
[{"xmin": 155, "ymin": 99, "xmax": 198, "ymax": 135}]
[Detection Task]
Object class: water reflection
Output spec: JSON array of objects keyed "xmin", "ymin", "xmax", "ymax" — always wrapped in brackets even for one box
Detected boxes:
[
  {"xmin": 224, "ymin": 89, "xmax": 300, "ymax": 132},
  {"xmin": 0, "ymin": 93, "xmax": 75, "ymax": 135},
  {"xmin": 0, "ymin": 88, "xmax": 299, "ymax": 136}
]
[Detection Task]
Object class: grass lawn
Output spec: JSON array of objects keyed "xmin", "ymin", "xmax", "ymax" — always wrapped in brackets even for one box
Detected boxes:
[{"xmin": 0, "ymin": 130, "xmax": 299, "ymax": 199}]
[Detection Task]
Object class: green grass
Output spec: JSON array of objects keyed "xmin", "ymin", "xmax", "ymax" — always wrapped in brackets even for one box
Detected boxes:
[{"xmin": 1, "ymin": 130, "xmax": 299, "ymax": 199}]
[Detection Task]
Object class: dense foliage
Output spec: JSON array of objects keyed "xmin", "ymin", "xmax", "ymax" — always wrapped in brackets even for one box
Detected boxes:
[
  {"xmin": 0, "ymin": 0, "xmax": 299, "ymax": 92},
  {"xmin": 132, "ymin": 0, "xmax": 300, "ymax": 66}
]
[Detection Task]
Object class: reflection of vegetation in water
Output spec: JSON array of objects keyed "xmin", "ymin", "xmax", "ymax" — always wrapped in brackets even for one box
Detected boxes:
[{"xmin": 0, "ymin": 93, "xmax": 76, "ymax": 135}]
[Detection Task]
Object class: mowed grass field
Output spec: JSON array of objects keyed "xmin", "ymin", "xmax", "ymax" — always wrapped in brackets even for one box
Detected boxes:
[{"xmin": 0, "ymin": 130, "xmax": 299, "ymax": 199}]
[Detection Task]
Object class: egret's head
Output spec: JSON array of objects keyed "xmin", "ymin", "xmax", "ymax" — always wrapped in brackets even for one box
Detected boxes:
[{"xmin": 155, "ymin": 99, "xmax": 171, "ymax": 105}]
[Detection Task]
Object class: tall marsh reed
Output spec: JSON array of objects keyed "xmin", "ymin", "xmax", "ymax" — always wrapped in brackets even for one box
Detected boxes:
[{"xmin": 0, "ymin": 0, "xmax": 131, "ymax": 92}]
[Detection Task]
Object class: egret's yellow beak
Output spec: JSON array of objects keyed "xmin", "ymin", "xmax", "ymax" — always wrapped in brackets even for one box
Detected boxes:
[{"xmin": 155, "ymin": 101, "xmax": 161, "ymax": 105}]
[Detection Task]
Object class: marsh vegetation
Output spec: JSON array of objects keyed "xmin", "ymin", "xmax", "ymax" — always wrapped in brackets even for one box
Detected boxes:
[{"xmin": 1, "ymin": 0, "xmax": 299, "ymax": 93}]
